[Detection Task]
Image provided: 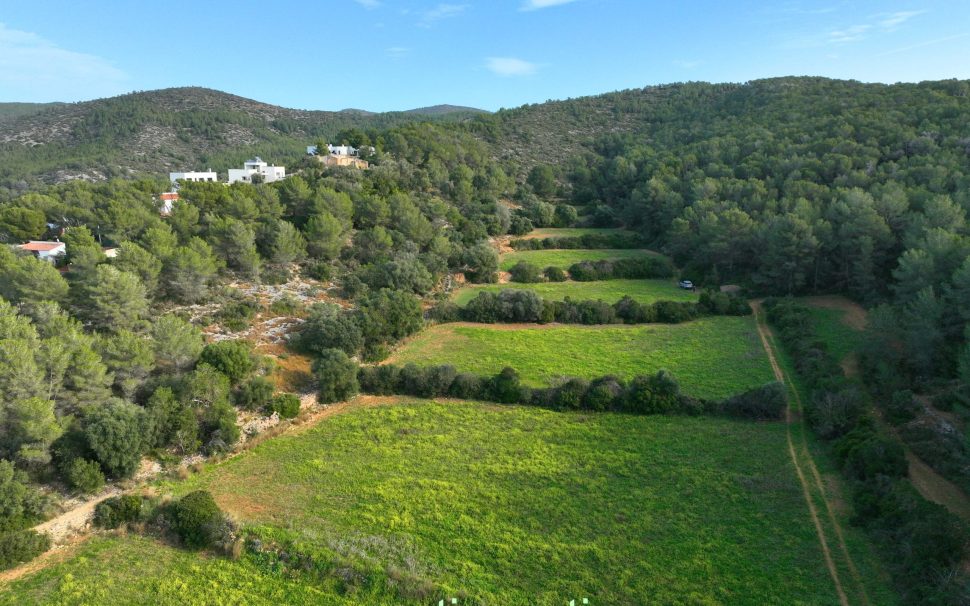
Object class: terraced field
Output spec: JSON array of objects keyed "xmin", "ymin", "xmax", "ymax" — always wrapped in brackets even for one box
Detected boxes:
[
  {"xmin": 389, "ymin": 317, "xmax": 774, "ymax": 399},
  {"xmin": 1, "ymin": 401, "xmax": 884, "ymax": 605}
]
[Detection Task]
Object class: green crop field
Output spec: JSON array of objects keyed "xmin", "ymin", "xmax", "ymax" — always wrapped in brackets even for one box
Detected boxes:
[
  {"xmin": 390, "ymin": 317, "xmax": 773, "ymax": 399},
  {"xmin": 451, "ymin": 279, "xmax": 697, "ymax": 306},
  {"xmin": 517, "ymin": 227, "xmax": 636, "ymax": 239},
  {"xmin": 499, "ymin": 249, "xmax": 658, "ymax": 271},
  {"xmin": 0, "ymin": 401, "xmax": 896, "ymax": 605}
]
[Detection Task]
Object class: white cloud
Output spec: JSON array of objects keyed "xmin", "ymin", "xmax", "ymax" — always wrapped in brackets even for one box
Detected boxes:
[
  {"xmin": 521, "ymin": 0, "xmax": 580, "ymax": 10},
  {"xmin": 0, "ymin": 23, "xmax": 127, "ymax": 102},
  {"xmin": 485, "ymin": 57, "xmax": 539, "ymax": 77},
  {"xmin": 385, "ymin": 46, "xmax": 410, "ymax": 59},
  {"xmin": 824, "ymin": 10, "xmax": 926, "ymax": 45},
  {"xmin": 878, "ymin": 10, "xmax": 925, "ymax": 31},
  {"xmin": 354, "ymin": 0, "xmax": 381, "ymax": 9},
  {"xmin": 827, "ymin": 24, "xmax": 872, "ymax": 44},
  {"xmin": 418, "ymin": 4, "xmax": 469, "ymax": 27}
]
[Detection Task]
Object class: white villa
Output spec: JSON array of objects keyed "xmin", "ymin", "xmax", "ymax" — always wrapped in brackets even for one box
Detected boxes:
[
  {"xmin": 169, "ymin": 170, "xmax": 218, "ymax": 185},
  {"xmin": 227, "ymin": 157, "xmax": 286, "ymax": 184}
]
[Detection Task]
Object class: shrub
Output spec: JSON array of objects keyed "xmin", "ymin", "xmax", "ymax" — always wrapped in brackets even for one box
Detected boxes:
[
  {"xmin": 625, "ymin": 371, "xmax": 681, "ymax": 414},
  {"xmin": 486, "ymin": 367, "xmax": 529, "ymax": 404},
  {"xmin": 213, "ymin": 299, "xmax": 261, "ymax": 332},
  {"xmin": 552, "ymin": 378, "xmax": 589, "ymax": 410},
  {"xmin": 841, "ymin": 433, "xmax": 908, "ymax": 482},
  {"xmin": 313, "ymin": 349, "xmax": 359, "ymax": 403},
  {"xmin": 234, "ymin": 376, "xmax": 275, "ymax": 411},
  {"xmin": 201, "ymin": 401, "xmax": 240, "ymax": 454},
  {"xmin": 584, "ymin": 376, "xmax": 624, "ymax": 411},
  {"xmin": 718, "ymin": 382, "xmax": 786, "ymax": 420},
  {"xmin": 171, "ymin": 490, "xmax": 224, "ymax": 549},
  {"xmin": 93, "ymin": 495, "xmax": 144, "ymax": 529},
  {"xmin": 449, "ymin": 372, "xmax": 484, "ymax": 399},
  {"xmin": 886, "ymin": 389, "xmax": 920, "ymax": 424},
  {"xmin": 543, "ymin": 266, "xmax": 567, "ymax": 282},
  {"xmin": 65, "ymin": 458, "xmax": 105, "ymax": 494},
  {"xmin": 807, "ymin": 387, "xmax": 866, "ymax": 439},
  {"xmin": 0, "ymin": 530, "xmax": 50, "ymax": 571},
  {"xmin": 357, "ymin": 365, "xmax": 400, "ymax": 395},
  {"xmin": 508, "ymin": 261, "xmax": 543, "ymax": 283},
  {"xmin": 268, "ymin": 295, "xmax": 303, "ymax": 316},
  {"xmin": 429, "ymin": 301, "xmax": 460, "ymax": 323},
  {"xmin": 268, "ymin": 393, "xmax": 301, "ymax": 419},
  {"xmin": 198, "ymin": 340, "xmax": 254, "ymax": 384},
  {"xmin": 303, "ymin": 260, "xmax": 332, "ymax": 281}
]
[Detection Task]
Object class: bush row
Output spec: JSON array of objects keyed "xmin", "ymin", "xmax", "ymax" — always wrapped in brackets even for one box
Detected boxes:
[
  {"xmin": 763, "ymin": 297, "xmax": 968, "ymax": 604},
  {"xmin": 509, "ymin": 233, "xmax": 647, "ymax": 250},
  {"xmin": 432, "ymin": 289, "xmax": 749, "ymax": 325},
  {"xmin": 357, "ymin": 363, "xmax": 785, "ymax": 420},
  {"xmin": 509, "ymin": 257, "xmax": 675, "ymax": 284}
]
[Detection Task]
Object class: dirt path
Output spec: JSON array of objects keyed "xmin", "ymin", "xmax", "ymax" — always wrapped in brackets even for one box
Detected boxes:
[
  {"xmin": 31, "ymin": 489, "xmax": 121, "ymax": 546},
  {"xmin": 751, "ymin": 301, "xmax": 863, "ymax": 606}
]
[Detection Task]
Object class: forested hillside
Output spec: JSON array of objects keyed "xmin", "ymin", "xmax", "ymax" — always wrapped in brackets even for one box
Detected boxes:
[{"xmin": 0, "ymin": 87, "xmax": 484, "ymax": 187}]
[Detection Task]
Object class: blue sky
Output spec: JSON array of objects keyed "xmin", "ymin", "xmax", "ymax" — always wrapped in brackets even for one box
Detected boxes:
[{"xmin": 1, "ymin": 0, "xmax": 968, "ymax": 111}]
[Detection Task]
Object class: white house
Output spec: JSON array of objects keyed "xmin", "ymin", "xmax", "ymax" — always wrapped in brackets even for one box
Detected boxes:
[
  {"xmin": 170, "ymin": 170, "xmax": 218, "ymax": 185},
  {"xmin": 18, "ymin": 241, "xmax": 66, "ymax": 262},
  {"xmin": 307, "ymin": 144, "xmax": 367, "ymax": 157},
  {"xmin": 158, "ymin": 191, "xmax": 179, "ymax": 216},
  {"xmin": 227, "ymin": 157, "xmax": 286, "ymax": 184}
]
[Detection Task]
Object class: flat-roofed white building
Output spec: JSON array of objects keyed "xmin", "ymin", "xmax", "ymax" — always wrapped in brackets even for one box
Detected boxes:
[
  {"xmin": 227, "ymin": 157, "xmax": 286, "ymax": 184},
  {"xmin": 169, "ymin": 170, "xmax": 218, "ymax": 185}
]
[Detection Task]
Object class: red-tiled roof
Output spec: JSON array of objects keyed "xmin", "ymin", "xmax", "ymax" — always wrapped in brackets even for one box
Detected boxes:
[
  {"xmin": 20, "ymin": 241, "xmax": 65, "ymax": 252},
  {"xmin": 160, "ymin": 192, "xmax": 179, "ymax": 200}
]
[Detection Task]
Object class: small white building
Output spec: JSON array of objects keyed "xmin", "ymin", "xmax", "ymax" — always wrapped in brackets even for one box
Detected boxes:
[
  {"xmin": 170, "ymin": 170, "xmax": 218, "ymax": 185},
  {"xmin": 307, "ymin": 144, "xmax": 367, "ymax": 157},
  {"xmin": 158, "ymin": 191, "xmax": 179, "ymax": 216},
  {"xmin": 227, "ymin": 157, "xmax": 286, "ymax": 184},
  {"xmin": 18, "ymin": 241, "xmax": 66, "ymax": 262}
]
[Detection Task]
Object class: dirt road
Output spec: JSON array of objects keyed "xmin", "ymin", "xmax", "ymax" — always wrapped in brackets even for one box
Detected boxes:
[{"xmin": 751, "ymin": 301, "xmax": 868, "ymax": 606}]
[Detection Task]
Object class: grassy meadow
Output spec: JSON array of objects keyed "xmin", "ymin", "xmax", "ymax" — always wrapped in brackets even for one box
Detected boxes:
[
  {"xmin": 516, "ymin": 227, "xmax": 636, "ymax": 239},
  {"xmin": 450, "ymin": 279, "xmax": 696, "ymax": 306},
  {"xmin": 390, "ymin": 317, "xmax": 773, "ymax": 399},
  {"xmin": 499, "ymin": 248, "xmax": 657, "ymax": 271},
  {"xmin": 2, "ymin": 401, "xmax": 870, "ymax": 605}
]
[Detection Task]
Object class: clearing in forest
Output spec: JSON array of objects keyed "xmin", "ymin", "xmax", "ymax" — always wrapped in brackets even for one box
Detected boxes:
[
  {"xmin": 389, "ymin": 317, "xmax": 774, "ymax": 400},
  {"xmin": 515, "ymin": 227, "xmax": 637, "ymax": 239},
  {"xmin": 450, "ymin": 278, "xmax": 696, "ymax": 306},
  {"xmin": 0, "ymin": 401, "xmax": 891, "ymax": 605}
]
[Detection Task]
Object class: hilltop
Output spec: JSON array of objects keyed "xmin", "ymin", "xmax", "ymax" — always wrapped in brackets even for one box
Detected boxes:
[{"xmin": 0, "ymin": 87, "xmax": 484, "ymax": 184}]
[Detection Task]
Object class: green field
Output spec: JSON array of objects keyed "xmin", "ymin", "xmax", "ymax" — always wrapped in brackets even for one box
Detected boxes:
[
  {"xmin": 391, "ymin": 317, "xmax": 773, "ymax": 399},
  {"xmin": 518, "ymin": 227, "xmax": 636, "ymax": 239},
  {"xmin": 499, "ymin": 249, "xmax": 657, "ymax": 271},
  {"xmin": 1, "ymin": 401, "xmax": 879, "ymax": 605},
  {"xmin": 451, "ymin": 279, "xmax": 697, "ymax": 306}
]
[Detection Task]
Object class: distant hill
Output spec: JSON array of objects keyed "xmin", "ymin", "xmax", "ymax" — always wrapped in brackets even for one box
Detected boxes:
[
  {"xmin": 468, "ymin": 77, "xmax": 970, "ymax": 174},
  {"xmin": 0, "ymin": 87, "xmax": 483, "ymax": 184},
  {"xmin": 404, "ymin": 104, "xmax": 488, "ymax": 116},
  {"xmin": 0, "ymin": 102, "xmax": 67, "ymax": 122},
  {"xmin": 3, "ymin": 78, "xmax": 969, "ymax": 185}
]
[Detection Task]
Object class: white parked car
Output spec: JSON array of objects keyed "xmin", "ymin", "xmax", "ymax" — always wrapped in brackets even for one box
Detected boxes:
[{"xmin": 678, "ymin": 280, "xmax": 694, "ymax": 290}]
